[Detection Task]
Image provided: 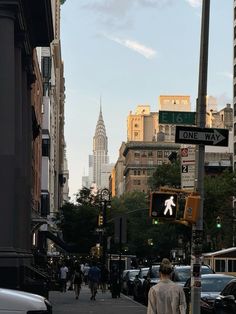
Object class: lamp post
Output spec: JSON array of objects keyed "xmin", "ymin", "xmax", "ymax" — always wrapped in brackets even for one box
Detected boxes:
[{"xmin": 99, "ymin": 188, "xmax": 111, "ymax": 267}]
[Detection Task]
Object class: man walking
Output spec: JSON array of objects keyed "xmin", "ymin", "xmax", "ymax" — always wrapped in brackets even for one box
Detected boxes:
[
  {"xmin": 59, "ymin": 262, "xmax": 69, "ymax": 293},
  {"xmin": 88, "ymin": 261, "xmax": 101, "ymax": 300}
]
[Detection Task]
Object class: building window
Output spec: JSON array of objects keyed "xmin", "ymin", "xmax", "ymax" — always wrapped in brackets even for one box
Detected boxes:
[
  {"xmin": 133, "ymin": 180, "xmax": 141, "ymax": 185},
  {"xmin": 42, "ymin": 56, "xmax": 51, "ymax": 79},
  {"xmin": 157, "ymin": 160, "xmax": 163, "ymax": 165},
  {"xmin": 148, "ymin": 160, "xmax": 153, "ymax": 165},
  {"xmin": 148, "ymin": 151, "xmax": 153, "ymax": 157},
  {"xmin": 164, "ymin": 151, "xmax": 170, "ymax": 158},
  {"xmin": 234, "ymin": 84, "xmax": 236, "ymax": 99},
  {"xmin": 134, "ymin": 170, "xmax": 137, "ymax": 175},
  {"xmin": 137, "ymin": 170, "xmax": 141, "ymax": 175},
  {"xmin": 134, "ymin": 124, "xmax": 139, "ymax": 128},
  {"xmin": 157, "ymin": 151, "xmax": 163, "ymax": 158},
  {"xmin": 228, "ymin": 260, "xmax": 236, "ymax": 272},
  {"xmin": 142, "ymin": 151, "xmax": 147, "ymax": 157},
  {"xmin": 42, "ymin": 138, "xmax": 50, "ymax": 157},
  {"xmin": 134, "ymin": 151, "xmax": 140, "ymax": 158},
  {"xmin": 43, "ymin": 82, "xmax": 49, "ymax": 96},
  {"xmin": 215, "ymin": 259, "xmax": 225, "ymax": 272}
]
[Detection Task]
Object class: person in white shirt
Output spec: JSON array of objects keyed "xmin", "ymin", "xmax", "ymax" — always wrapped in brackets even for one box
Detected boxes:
[
  {"xmin": 147, "ymin": 258, "xmax": 186, "ymax": 314},
  {"xmin": 59, "ymin": 263, "xmax": 69, "ymax": 292}
]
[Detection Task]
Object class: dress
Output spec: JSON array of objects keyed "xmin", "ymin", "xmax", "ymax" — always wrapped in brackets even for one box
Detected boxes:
[
  {"xmin": 147, "ymin": 279, "xmax": 186, "ymax": 314},
  {"xmin": 73, "ymin": 270, "xmax": 83, "ymax": 299}
]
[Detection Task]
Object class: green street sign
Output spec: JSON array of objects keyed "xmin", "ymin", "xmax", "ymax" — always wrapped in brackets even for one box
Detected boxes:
[{"xmin": 159, "ymin": 111, "xmax": 196, "ymax": 125}]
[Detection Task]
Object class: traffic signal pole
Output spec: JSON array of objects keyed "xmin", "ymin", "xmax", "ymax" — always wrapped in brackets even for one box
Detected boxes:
[{"xmin": 191, "ymin": 1, "xmax": 210, "ymax": 314}]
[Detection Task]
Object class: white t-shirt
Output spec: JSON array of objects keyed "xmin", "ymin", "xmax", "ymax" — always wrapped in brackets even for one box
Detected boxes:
[{"xmin": 60, "ymin": 266, "xmax": 68, "ymax": 279}]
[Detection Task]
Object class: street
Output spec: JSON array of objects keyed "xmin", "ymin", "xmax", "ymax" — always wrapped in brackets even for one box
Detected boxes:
[{"xmin": 49, "ymin": 285, "xmax": 147, "ymax": 314}]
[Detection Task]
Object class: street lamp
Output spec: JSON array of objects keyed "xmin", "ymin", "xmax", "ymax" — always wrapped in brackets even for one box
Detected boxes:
[{"xmin": 99, "ymin": 188, "xmax": 111, "ymax": 267}]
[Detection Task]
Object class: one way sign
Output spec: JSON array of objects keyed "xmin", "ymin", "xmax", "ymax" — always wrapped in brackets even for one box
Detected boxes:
[{"xmin": 175, "ymin": 126, "xmax": 229, "ymax": 147}]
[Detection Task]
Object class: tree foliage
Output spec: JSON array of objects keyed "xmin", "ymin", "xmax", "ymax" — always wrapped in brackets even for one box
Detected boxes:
[
  {"xmin": 148, "ymin": 160, "xmax": 181, "ymax": 190},
  {"xmin": 59, "ymin": 188, "xmax": 99, "ymax": 253}
]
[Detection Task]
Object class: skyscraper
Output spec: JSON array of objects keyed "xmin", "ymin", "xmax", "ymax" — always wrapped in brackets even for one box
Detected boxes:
[{"xmin": 92, "ymin": 107, "xmax": 112, "ymax": 188}]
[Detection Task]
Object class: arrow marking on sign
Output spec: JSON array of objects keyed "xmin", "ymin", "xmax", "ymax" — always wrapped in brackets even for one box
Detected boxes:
[{"xmin": 179, "ymin": 129, "xmax": 225, "ymax": 145}]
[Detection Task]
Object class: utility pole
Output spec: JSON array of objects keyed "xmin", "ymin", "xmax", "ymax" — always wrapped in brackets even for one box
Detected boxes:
[{"xmin": 191, "ymin": 1, "xmax": 210, "ymax": 314}]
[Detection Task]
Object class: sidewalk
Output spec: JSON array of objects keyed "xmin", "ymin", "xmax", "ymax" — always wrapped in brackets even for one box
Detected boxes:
[{"xmin": 49, "ymin": 285, "xmax": 147, "ymax": 314}]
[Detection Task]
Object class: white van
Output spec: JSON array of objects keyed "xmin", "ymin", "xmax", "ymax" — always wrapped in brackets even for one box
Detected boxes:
[{"xmin": 0, "ymin": 287, "xmax": 52, "ymax": 313}]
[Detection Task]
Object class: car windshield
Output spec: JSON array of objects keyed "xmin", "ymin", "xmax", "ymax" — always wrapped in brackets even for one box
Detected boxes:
[
  {"xmin": 129, "ymin": 270, "xmax": 139, "ymax": 278},
  {"xmin": 174, "ymin": 268, "xmax": 190, "ymax": 282},
  {"xmin": 150, "ymin": 266, "xmax": 160, "ymax": 278},
  {"xmin": 140, "ymin": 269, "xmax": 148, "ymax": 278},
  {"xmin": 201, "ymin": 267, "xmax": 213, "ymax": 274},
  {"xmin": 201, "ymin": 277, "xmax": 234, "ymax": 293},
  {"xmin": 174, "ymin": 266, "xmax": 213, "ymax": 282}
]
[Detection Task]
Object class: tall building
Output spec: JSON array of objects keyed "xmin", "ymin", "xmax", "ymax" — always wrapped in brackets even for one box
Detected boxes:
[
  {"xmin": 92, "ymin": 107, "xmax": 112, "ymax": 189},
  {"xmin": 0, "ymin": 0, "xmax": 53, "ymax": 291},
  {"xmin": 158, "ymin": 95, "xmax": 191, "ymax": 142},
  {"xmin": 123, "ymin": 142, "xmax": 180, "ymax": 193},
  {"xmin": 127, "ymin": 105, "xmax": 158, "ymax": 142}
]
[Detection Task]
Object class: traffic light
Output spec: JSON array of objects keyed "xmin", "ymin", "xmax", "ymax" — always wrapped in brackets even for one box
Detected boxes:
[
  {"xmin": 152, "ymin": 218, "xmax": 159, "ymax": 225},
  {"xmin": 98, "ymin": 214, "xmax": 103, "ymax": 226},
  {"xmin": 216, "ymin": 216, "xmax": 221, "ymax": 228},
  {"xmin": 150, "ymin": 192, "xmax": 178, "ymax": 220}
]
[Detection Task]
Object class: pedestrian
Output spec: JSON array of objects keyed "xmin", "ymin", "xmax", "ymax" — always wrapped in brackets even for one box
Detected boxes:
[
  {"xmin": 88, "ymin": 261, "xmax": 101, "ymax": 300},
  {"xmin": 59, "ymin": 262, "xmax": 69, "ymax": 293},
  {"xmin": 83, "ymin": 263, "xmax": 90, "ymax": 285},
  {"xmin": 100, "ymin": 264, "xmax": 109, "ymax": 293},
  {"xmin": 147, "ymin": 258, "xmax": 186, "ymax": 314},
  {"xmin": 73, "ymin": 264, "xmax": 83, "ymax": 299},
  {"xmin": 110, "ymin": 265, "xmax": 120, "ymax": 298}
]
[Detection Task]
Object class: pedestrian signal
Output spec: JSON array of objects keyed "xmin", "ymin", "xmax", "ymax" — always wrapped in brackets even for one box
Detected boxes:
[
  {"xmin": 184, "ymin": 195, "xmax": 200, "ymax": 223},
  {"xmin": 150, "ymin": 192, "xmax": 178, "ymax": 220},
  {"xmin": 98, "ymin": 214, "xmax": 103, "ymax": 226}
]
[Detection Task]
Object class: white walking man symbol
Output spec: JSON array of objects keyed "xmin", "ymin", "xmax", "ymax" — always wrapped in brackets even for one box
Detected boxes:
[{"xmin": 163, "ymin": 195, "xmax": 176, "ymax": 216}]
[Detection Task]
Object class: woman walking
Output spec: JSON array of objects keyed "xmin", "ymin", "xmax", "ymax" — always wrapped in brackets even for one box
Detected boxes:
[
  {"xmin": 73, "ymin": 264, "xmax": 83, "ymax": 299},
  {"xmin": 147, "ymin": 258, "xmax": 186, "ymax": 314}
]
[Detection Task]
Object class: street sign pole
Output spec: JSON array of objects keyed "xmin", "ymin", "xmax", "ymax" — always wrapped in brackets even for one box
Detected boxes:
[{"xmin": 191, "ymin": 1, "xmax": 210, "ymax": 314}]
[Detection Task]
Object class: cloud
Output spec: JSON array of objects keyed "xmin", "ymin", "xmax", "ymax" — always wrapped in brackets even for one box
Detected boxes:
[
  {"xmin": 104, "ymin": 34, "xmax": 156, "ymax": 59},
  {"xmin": 82, "ymin": 0, "xmax": 174, "ymax": 28},
  {"xmin": 217, "ymin": 72, "xmax": 233, "ymax": 80},
  {"xmin": 216, "ymin": 93, "xmax": 233, "ymax": 108},
  {"xmin": 185, "ymin": 0, "xmax": 202, "ymax": 8}
]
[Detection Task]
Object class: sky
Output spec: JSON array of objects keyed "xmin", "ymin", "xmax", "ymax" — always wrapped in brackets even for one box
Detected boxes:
[{"xmin": 60, "ymin": 0, "xmax": 233, "ymax": 200}]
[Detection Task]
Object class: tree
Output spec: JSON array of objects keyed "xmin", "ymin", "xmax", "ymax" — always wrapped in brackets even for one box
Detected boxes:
[
  {"xmin": 203, "ymin": 170, "xmax": 236, "ymax": 250},
  {"xmin": 58, "ymin": 188, "xmax": 100, "ymax": 254},
  {"xmin": 148, "ymin": 160, "xmax": 181, "ymax": 190}
]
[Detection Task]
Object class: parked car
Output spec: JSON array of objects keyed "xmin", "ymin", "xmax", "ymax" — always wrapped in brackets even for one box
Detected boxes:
[
  {"xmin": 214, "ymin": 278, "xmax": 236, "ymax": 313},
  {"xmin": 173, "ymin": 264, "xmax": 214, "ymax": 286},
  {"xmin": 0, "ymin": 287, "xmax": 52, "ymax": 313},
  {"xmin": 184, "ymin": 274, "xmax": 235, "ymax": 314},
  {"xmin": 133, "ymin": 267, "xmax": 149, "ymax": 302},
  {"xmin": 142, "ymin": 264, "xmax": 160, "ymax": 305},
  {"xmin": 142, "ymin": 264, "xmax": 214, "ymax": 306},
  {"xmin": 121, "ymin": 269, "xmax": 139, "ymax": 295}
]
